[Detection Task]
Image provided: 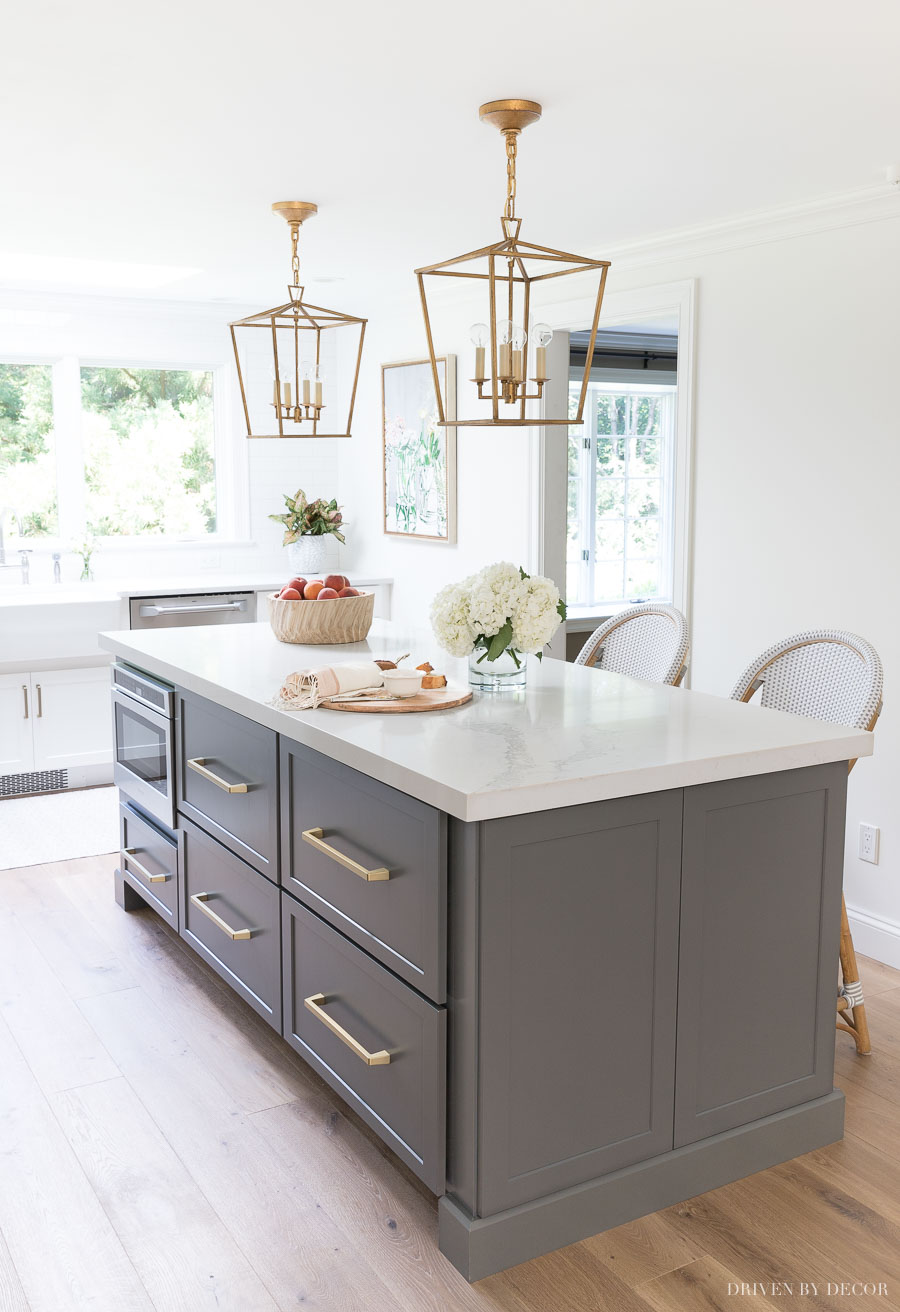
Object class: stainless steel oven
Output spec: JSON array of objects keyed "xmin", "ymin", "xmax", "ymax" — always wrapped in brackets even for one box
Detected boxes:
[{"xmin": 111, "ymin": 663, "xmax": 176, "ymax": 829}]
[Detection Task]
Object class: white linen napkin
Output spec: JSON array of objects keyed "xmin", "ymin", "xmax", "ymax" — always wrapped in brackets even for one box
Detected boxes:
[{"xmin": 272, "ymin": 660, "xmax": 384, "ymax": 711}]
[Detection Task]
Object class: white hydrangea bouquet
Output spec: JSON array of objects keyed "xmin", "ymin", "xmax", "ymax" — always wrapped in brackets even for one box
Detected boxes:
[{"xmin": 430, "ymin": 561, "xmax": 566, "ymax": 690}]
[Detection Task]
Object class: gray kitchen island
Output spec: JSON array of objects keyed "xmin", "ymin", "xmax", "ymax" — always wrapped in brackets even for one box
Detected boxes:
[{"xmin": 101, "ymin": 619, "xmax": 872, "ymax": 1280}]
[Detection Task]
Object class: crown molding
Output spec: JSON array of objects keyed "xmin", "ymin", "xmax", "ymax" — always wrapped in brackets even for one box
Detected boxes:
[{"xmin": 598, "ymin": 184, "xmax": 900, "ymax": 273}]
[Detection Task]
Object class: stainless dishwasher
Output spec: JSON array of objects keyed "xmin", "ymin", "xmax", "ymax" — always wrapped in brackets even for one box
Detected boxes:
[{"xmin": 129, "ymin": 591, "xmax": 257, "ymax": 629}]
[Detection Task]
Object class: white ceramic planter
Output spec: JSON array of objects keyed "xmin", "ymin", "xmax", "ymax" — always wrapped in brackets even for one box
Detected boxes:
[{"xmin": 287, "ymin": 536, "xmax": 328, "ymax": 575}]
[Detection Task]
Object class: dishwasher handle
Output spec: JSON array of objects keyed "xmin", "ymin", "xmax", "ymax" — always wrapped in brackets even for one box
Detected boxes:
[{"xmin": 138, "ymin": 600, "xmax": 248, "ymax": 617}]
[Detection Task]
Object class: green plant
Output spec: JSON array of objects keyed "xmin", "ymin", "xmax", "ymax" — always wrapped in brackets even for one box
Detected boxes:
[{"xmin": 269, "ymin": 489, "xmax": 345, "ymax": 545}]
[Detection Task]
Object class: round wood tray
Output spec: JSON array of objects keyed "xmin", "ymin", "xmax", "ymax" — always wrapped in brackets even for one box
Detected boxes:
[{"xmin": 322, "ymin": 684, "xmax": 472, "ymax": 713}]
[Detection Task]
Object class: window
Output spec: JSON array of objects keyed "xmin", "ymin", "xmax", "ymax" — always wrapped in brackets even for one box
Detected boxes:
[
  {"xmin": 81, "ymin": 368, "xmax": 216, "ymax": 536},
  {"xmin": 0, "ymin": 363, "xmax": 57, "ymax": 535},
  {"xmin": 567, "ymin": 381, "xmax": 677, "ymax": 609},
  {"xmin": 0, "ymin": 361, "xmax": 219, "ymax": 543}
]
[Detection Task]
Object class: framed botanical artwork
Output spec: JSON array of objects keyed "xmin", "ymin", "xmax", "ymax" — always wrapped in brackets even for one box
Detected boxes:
[{"xmin": 382, "ymin": 356, "xmax": 457, "ymax": 542}]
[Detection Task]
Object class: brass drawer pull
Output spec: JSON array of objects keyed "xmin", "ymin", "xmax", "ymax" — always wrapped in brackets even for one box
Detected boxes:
[
  {"xmin": 190, "ymin": 892, "xmax": 252, "ymax": 940},
  {"xmin": 301, "ymin": 828, "xmax": 390, "ymax": 882},
  {"xmin": 121, "ymin": 847, "xmax": 169, "ymax": 884},
  {"xmin": 187, "ymin": 758, "xmax": 248, "ymax": 793},
  {"xmin": 304, "ymin": 993, "xmax": 391, "ymax": 1066}
]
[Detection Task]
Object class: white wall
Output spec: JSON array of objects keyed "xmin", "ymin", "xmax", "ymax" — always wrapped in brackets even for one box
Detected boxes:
[
  {"xmin": 0, "ymin": 292, "xmax": 341, "ymax": 583},
  {"xmin": 338, "ymin": 200, "xmax": 900, "ymax": 966}
]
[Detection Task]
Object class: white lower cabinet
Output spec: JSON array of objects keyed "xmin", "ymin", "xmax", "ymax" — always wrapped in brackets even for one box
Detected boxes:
[
  {"xmin": 32, "ymin": 667, "xmax": 112, "ymax": 770},
  {"xmin": 0, "ymin": 674, "xmax": 34, "ymax": 775},
  {"xmin": 0, "ymin": 665, "xmax": 113, "ymax": 785}
]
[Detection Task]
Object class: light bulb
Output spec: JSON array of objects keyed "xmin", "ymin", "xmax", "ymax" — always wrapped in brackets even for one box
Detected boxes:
[
  {"xmin": 497, "ymin": 319, "xmax": 513, "ymax": 346},
  {"xmin": 511, "ymin": 324, "xmax": 527, "ymax": 350},
  {"xmin": 533, "ymin": 322, "xmax": 552, "ymax": 383}
]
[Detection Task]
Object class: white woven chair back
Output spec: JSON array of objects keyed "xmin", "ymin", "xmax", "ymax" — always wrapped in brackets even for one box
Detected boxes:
[
  {"xmin": 730, "ymin": 629, "xmax": 883, "ymax": 731},
  {"xmin": 575, "ymin": 604, "xmax": 690, "ymax": 686}
]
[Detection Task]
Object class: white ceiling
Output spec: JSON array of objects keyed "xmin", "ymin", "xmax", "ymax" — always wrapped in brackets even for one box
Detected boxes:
[{"xmin": 2, "ymin": 0, "xmax": 898, "ymax": 308}]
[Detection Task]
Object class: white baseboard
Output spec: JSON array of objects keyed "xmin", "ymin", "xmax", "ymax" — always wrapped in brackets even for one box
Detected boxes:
[{"xmin": 846, "ymin": 904, "xmax": 900, "ymax": 972}]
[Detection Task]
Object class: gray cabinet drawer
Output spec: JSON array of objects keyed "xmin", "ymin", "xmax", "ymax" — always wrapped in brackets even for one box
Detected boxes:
[
  {"xmin": 118, "ymin": 802, "xmax": 179, "ymax": 929},
  {"xmin": 178, "ymin": 691, "xmax": 278, "ymax": 878},
  {"xmin": 282, "ymin": 892, "xmax": 446, "ymax": 1194},
  {"xmin": 181, "ymin": 816, "xmax": 281, "ymax": 1031},
  {"xmin": 281, "ymin": 742, "xmax": 446, "ymax": 1002}
]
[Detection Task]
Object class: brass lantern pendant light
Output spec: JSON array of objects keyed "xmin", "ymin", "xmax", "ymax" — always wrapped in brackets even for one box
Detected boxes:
[
  {"xmin": 416, "ymin": 100, "xmax": 611, "ymax": 427},
  {"xmin": 230, "ymin": 202, "xmax": 367, "ymax": 439}
]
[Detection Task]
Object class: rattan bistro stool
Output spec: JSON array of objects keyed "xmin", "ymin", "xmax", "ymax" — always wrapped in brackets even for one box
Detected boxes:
[
  {"xmin": 730, "ymin": 629, "xmax": 884, "ymax": 1055},
  {"xmin": 575, "ymin": 604, "xmax": 690, "ymax": 686}
]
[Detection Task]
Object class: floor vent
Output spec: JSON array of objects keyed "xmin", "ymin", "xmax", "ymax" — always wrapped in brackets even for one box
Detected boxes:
[{"xmin": 0, "ymin": 769, "xmax": 69, "ymax": 799}]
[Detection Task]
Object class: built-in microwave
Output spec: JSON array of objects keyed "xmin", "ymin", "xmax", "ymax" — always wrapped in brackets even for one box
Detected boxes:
[{"xmin": 111, "ymin": 663, "xmax": 176, "ymax": 830}]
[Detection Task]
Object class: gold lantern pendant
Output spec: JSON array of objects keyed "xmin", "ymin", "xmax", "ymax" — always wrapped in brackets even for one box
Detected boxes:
[
  {"xmin": 416, "ymin": 100, "xmax": 611, "ymax": 427},
  {"xmin": 230, "ymin": 202, "xmax": 367, "ymax": 439}
]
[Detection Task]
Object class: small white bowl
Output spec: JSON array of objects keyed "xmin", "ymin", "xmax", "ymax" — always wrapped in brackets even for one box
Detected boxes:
[{"xmin": 381, "ymin": 668, "xmax": 424, "ymax": 698}]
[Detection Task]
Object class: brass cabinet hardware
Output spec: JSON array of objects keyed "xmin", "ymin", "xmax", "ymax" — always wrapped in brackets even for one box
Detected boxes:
[
  {"xmin": 303, "ymin": 992, "xmax": 391, "ymax": 1066},
  {"xmin": 36, "ymin": 683, "xmax": 42, "ymax": 718},
  {"xmin": 190, "ymin": 892, "xmax": 252, "ymax": 940},
  {"xmin": 301, "ymin": 828, "xmax": 389, "ymax": 882},
  {"xmin": 22, "ymin": 684, "xmax": 28, "ymax": 719},
  {"xmin": 187, "ymin": 758, "xmax": 248, "ymax": 793},
  {"xmin": 121, "ymin": 848, "xmax": 169, "ymax": 884}
]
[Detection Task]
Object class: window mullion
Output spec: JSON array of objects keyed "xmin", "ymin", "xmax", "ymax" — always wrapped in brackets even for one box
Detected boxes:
[{"xmin": 52, "ymin": 356, "xmax": 86, "ymax": 541}]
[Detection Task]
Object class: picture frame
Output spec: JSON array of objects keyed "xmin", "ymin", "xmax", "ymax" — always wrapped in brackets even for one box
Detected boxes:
[{"xmin": 382, "ymin": 355, "xmax": 457, "ymax": 543}]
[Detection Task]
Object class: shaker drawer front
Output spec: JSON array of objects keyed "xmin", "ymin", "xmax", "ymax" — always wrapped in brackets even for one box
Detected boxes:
[
  {"xmin": 178, "ymin": 691, "xmax": 278, "ymax": 878},
  {"xmin": 181, "ymin": 817, "xmax": 281, "ymax": 1030},
  {"xmin": 281, "ymin": 742, "xmax": 446, "ymax": 1002},
  {"xmin": 119, "ymin": 802, "xmax": 179, "ymax": 928},
  {"xmin": 282, "ymin": 893, "xmax": 446, "ymax": 1193}
]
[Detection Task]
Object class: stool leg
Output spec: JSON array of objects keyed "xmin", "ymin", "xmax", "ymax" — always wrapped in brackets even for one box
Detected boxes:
[{"xmin": 837, "ymin": 893, "xmax": 871, "ymax": 1055}]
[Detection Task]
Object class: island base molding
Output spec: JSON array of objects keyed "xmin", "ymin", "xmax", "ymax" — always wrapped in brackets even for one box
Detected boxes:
[{"xmin": 438, "ymin": 1089, "xmax": 845, "ymax": 1281}]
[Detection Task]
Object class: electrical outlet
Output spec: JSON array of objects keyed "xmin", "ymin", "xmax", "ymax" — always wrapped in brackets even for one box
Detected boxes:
[{"xmin": 859, "ymin": 823, "xmax": 880, "ymax": 864}]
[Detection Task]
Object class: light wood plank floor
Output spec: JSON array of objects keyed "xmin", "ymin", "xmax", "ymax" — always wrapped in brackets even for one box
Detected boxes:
[{"xmin": 1, "ymin": 853, "xmax": 898, "ymax": 1311}]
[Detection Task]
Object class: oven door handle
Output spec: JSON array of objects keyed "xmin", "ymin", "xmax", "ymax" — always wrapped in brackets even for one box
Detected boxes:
[{"xmin": 138, "ymin": 601, "xmax": 247, "ymax": 617}]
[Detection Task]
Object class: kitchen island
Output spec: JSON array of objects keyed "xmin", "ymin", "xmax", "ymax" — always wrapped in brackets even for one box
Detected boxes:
[{"xmin": 101, "ymin": 619, "xmax": 872, "ymax": 1280}]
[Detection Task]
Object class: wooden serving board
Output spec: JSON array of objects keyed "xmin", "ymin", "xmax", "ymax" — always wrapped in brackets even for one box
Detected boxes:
[{"xmin": 322, "ymin": 684, "xmax": 472, "ymax": 713}]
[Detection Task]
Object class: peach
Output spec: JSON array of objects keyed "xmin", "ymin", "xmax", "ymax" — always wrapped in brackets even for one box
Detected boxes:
[
  {"xmin": 317, "ymin": 587, "xmax": 339, "ymax": 599},
  {"xmin": 279, "ymin": 587, "xmax": 301, "ymax": 600},
  {"xmin": 338, "ymin": 586, "xmax": 360, "ymax": 597},
  {"xmin": 303, "ymin": 580, "xmax": 325, "ymax": 600},
  {"xmin": 286, "ymin": 576, "xmax": 307, "ymax": 594},
  {"xmin": 324, "ymin": 573, "xmax": 348, "ymax": 591}
]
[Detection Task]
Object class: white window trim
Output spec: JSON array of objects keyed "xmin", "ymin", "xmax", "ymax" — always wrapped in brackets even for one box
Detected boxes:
[
  {"xmin": 569, "ymin": 380, "xmax": 677, "ymax": 611},
  {"xmin": 2, "ymin": 352, "xmax": 250, "ymax": 550},
  {"xmin": 528, "ymin": 278, "xmax": 696, "ymax": 661}
]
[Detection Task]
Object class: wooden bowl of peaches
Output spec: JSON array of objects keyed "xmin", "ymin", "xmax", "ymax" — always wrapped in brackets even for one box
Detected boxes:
[{"xmin": 267, "ymin": 574, "xmax": 375, "ymax": 645}]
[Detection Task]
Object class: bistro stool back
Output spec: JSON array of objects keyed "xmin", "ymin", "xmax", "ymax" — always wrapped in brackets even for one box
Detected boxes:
[
  {"xmin": 730, "ymin": 628, "xmax": 884, "ymax": 1055},
  {"xmin": 575, "ymin": 603, "xmax": 689, "ymax": 686}
]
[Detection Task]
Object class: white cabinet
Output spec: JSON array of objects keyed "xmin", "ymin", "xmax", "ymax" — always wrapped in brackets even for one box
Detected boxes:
[
  {"xmin": 0, "ymin": 665, "xmax": 112, "ymax": 785},
  {"xmin": 31, "ymin": 667, "xmax": 112, "ymax": 770},
  {"xmin": 0, "ymin": 674, "xmax": 33, "ymax": 775}
]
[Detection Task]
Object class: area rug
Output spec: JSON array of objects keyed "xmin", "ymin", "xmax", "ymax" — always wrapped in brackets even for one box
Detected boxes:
[{"xmin": 0, "ymin": 786, "xmax": 119, "ymax": 871}]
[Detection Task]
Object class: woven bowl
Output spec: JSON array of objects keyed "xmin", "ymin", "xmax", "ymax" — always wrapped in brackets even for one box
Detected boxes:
[{"xmin": 267, "ymin": 590, "xmax": 375, "ymax": 645}]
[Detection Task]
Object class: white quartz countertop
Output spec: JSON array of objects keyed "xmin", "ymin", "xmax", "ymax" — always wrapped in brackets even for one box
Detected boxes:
[
  {"xmin": 0, "ymin": 573, "xmax": 391, "ymax": 607},
  {"xmin": 99, "ymin": 619, "xmax": 873, "ymax": 822}
]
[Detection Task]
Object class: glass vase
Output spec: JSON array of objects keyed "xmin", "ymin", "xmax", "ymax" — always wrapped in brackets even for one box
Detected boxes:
[{"xmin": 468, "ymin": 647, "xmax": 527, "ymax": 692}]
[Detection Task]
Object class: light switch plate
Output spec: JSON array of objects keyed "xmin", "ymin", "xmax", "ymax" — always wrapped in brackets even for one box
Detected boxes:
[{"xmin": 859, "ymin": 823, "xmax": 880, "ymax": 864}]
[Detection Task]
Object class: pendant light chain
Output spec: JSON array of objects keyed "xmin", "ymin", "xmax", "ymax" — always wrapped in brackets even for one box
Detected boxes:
[
  {"xmin": 504, "ymin": 130, "xmax": 518, "ymax": 220},
  {"xmin": 290, "ymin": 222, "xmax": 301, "ymax": 286}
]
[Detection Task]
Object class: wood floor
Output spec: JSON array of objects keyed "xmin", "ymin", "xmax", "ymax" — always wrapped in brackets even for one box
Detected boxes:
[{"xmin": 1, "ymin": 856, "xmax": 899, "ymax": 1312}]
